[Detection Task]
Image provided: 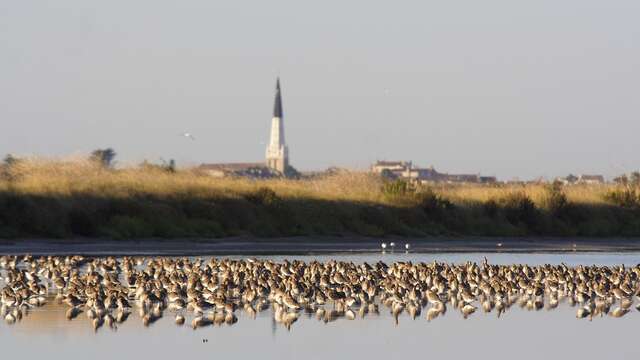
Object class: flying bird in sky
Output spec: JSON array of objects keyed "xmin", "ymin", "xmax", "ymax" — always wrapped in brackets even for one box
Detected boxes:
[{"xmin": 181, "ymin": 132, "xmax": 195, "ymax": 140}]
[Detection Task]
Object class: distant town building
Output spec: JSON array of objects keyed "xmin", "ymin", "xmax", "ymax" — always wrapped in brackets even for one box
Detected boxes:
[
  {"xmin": 198, "ymin": 163, "xmax": 272, "ymax": 178},
  {"xmin": 199, "ymin": 78, "xmax": 291, "ymax": 178},
  {"xmin": 265, "ymin": 78, "xmax": 289, "ymax": 174},
  {"xmin": 479, "ymin": 176, "xmax": 498, "ymax": 184},
  {"xmin": 402, "ymin": 166, "xmax": 442, "ymax": 181},
  {"xmin": 555, "ymin": 174, "xmax": 605, "ymax": 185},
  {"xmin": 528, "ymin": 177, "xmax": 549, "ymax": 185},
  {"xmin": 371, "ymin": 161, "xmax": 413, "ymax": 178},
  {"xmin": 300, "ymin": 167, "xmax": 352, "ymax": 179},
  {"xmin": 371, "ymin": 160, "xmax": 496, "ymax": 184},
  {"xmin": 578, "ymin": 174, "xmax": 605, "ymax": 184}
]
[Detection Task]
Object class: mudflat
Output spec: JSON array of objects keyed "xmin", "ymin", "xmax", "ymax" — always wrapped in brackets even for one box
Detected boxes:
[{"xmin": 1, "ymin": 237, "xmax": 640, "ymax": 256}]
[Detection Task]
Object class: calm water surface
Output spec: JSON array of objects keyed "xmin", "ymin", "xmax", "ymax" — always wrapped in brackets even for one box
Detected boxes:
[{"xmin": 1, "ymin": 252, "xmax": 639, "ymax": 360}]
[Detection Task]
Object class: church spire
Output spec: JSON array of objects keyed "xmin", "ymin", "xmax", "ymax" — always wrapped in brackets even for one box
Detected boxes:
[
  {"xmin": 273, "ymin": 77, "xmax": 283, "ymax": 118},
  {"xmin": 266, "ymin": 77, "xmax": 289, "ymax": 174}
]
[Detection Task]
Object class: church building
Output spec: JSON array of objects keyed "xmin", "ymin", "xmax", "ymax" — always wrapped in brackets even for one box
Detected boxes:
[{"xmin": 199, "ymin": 78, "xmax": 292, "ymax": 178}]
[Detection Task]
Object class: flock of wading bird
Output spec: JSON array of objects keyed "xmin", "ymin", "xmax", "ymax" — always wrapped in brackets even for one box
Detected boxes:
[{"xmin": 1, "ymin": 255, "xmax": 640, "ymax": 332}]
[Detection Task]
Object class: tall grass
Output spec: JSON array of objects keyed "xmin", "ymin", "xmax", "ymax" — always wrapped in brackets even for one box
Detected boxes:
[
  {"xmin": 2, "ymin": 158, "xmax": 384, "ymax": 201},
  {"xmin": 1, "ymin": 158, "xmax": 639, "ymax": 239}
]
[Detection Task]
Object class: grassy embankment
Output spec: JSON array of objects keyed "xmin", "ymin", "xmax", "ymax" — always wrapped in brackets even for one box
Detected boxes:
[{"xmin": 1, "ymin": 158, "xmax": 640, "ymax": 239}]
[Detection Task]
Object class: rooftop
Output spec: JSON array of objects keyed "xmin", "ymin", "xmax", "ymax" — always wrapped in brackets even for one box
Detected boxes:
[{"xmin": 199, "ymin": 163, "xmax": 266, "ymax": 171}]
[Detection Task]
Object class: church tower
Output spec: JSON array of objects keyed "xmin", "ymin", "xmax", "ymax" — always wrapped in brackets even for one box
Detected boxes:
[{"xmin": 266, "ymin": 78, "xmax": 289, "ymax": 174}]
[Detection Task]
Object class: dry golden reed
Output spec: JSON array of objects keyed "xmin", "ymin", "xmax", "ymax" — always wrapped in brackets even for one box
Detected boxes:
[{"xmin": 1, "ymin": 158, "xmax": 615, "ymax": 207}]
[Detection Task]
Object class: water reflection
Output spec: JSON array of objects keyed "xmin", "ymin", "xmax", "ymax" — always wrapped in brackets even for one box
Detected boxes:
[{"xmin": 1, "ymin": 254, "xmax": 639, "ymax": 335}]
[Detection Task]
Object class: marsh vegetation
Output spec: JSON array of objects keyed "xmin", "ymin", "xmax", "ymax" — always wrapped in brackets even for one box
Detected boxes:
[{"xmin": 1, "ymin": 158, "xmax": 640, "ymax": 239}]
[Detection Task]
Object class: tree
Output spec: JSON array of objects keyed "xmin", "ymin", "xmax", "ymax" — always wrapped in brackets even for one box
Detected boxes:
[
  {"xmin": 565, "ymin": 174, "xmax": 578, "ymax": 184},
  {"xmin": 630, "ymin": 171, "xmax": 640, "ymax": 186},
  {"xmin": 159, "ymin": 158, "xmax": 177, "ymax": 173},
  {"xmin": 284, "ymin": 165, "xmax": 300, "ymax": 179},
  {"xmin": 613, "ymin": 175, "xmax": 629, "ymax": 186},
  {"xmin": 167, "ymin": 159, "xmax": 176, "ymax": 173},
  {"xmin": 3, "ymin": 154, "xmax": 20, "ymax": 168},
  {"xmin": 1, "ymin": 154, "xmax": 21, "ymax": 180},
  {"xmin": 90, "ymin": 148, "xmax": 117, "ymax": 168}
]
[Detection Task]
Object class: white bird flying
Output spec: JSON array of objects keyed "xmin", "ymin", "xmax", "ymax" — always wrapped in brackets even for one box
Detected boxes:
[{"xmin": 182, "ymin": 132, "xmax": 195, "ymax": 140}]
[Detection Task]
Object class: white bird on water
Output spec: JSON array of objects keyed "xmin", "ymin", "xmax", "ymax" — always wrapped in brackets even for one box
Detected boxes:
[
  {"xmin": 389, "ymin": 242, "xmax": 396, "ymax": 250},
  {"xmin": 405, "ymin": 243, "xmax": 410, "ymax": 250},
  {"xmin": 182, "ymin": 132, "xmax": 195, "ymax": 140},
  {"xmin": 381, "ymin": 242, "xmax": 387, "ymax": 250}
]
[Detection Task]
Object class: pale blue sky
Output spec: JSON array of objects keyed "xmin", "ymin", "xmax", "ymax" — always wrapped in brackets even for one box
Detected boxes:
[{"xmin": 1, "ymin": 1, "xmax": 639, "ymax": 179}]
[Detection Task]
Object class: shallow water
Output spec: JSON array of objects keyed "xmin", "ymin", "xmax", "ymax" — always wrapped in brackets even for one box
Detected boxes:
[
  {"xmin": 230, "ymin": 251, "xmax": 640, "ymax": 266},
  {"xmin": 1, "ymin": 252, "xmax": 639, "ymax": 360}
]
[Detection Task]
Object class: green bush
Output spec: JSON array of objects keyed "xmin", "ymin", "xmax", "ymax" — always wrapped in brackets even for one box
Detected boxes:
[
  {"xmin": 500, "ymin": 192, "xmax": 539, "ymax": 229},
  {"xmin": 104, "ymin": 216, "xmax": 154, "ymax": 239},
  {"xmin": 68, "ymin": 208, "xmax": 98, "ymax": 236},
  {"xmin": 244, "ymin": 187, "xmax": 281, "ymax": 207},
  {"xmin": 5, "ymin": 176, "xmax": 640, "ymax": 238},
  {"xmin": 185, "ymin": 219, "xmax": 224, "ymax": 237},
  {"xmin": 483, "ymin": 199, "xmax": 499, "ymax": 219},
  {"xmin": 420, "ymin": 188, "xmax": 454, "ymax": 221},
  {"xmin": 545, "ymin": 182, "xmax": 568, "ymax": 215}
]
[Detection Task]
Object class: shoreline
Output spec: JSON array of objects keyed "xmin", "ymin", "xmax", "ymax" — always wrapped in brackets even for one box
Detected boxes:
[{"xmin": 1, "ymin": 236, "xmax": 640, "ymax": 256}]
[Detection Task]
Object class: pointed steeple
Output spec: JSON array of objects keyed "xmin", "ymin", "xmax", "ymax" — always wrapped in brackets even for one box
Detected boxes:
[
  {"xmin": 273, "ymin": 78, "xmax": 283, "ymax": 118},
  {"xmin": 266, "ymin": 77, "xmax": 289, "ymax": 174}
]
